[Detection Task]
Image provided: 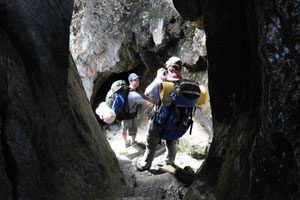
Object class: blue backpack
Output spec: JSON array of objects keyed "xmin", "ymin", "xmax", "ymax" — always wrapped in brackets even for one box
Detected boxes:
[
  {"xmin": 105, "ymin": 80, "xmax": 136, "ymax": 122},
  {"xmin": 149, "ymin": 79, "xmax": 201, "ymax": 140}
]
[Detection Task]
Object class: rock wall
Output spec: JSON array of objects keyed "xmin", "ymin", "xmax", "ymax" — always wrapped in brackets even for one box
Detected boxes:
[
  {"xmin": 1, "ymin": 0, "xmax": 298, "ymax": 199},
  {"xmin": 0, "ymin": 1, "xmax": 122, "ymax": 199},
  {"xmin": 70, "ymin": 0, "xmax": 207, "ymax": 101},
  {"xmin": 173, "ymin": 0, "xmax": 300, "ymax": 199}
]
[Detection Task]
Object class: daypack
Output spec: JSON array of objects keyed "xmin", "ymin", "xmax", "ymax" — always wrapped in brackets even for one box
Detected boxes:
[
  {"xmin": 95, "ymin": 102, "xmax": 116, "ymax": 124},
  {"xmin": 105, "ymin": 80, "xmax": 136, "ymax": 121},
  {"xmin": 149, "ymin": 79, "xmax": 205, "ymax": 140}
]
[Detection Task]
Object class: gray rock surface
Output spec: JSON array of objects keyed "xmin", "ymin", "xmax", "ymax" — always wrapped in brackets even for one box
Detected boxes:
[
  {"xmin": 0, "ymin": 1, "xmax": 123, "ymax": 199},
  {"xmin": 70, "ymin": 0, "xmax": 207, "ymax": 100},
  {"xmin": 2, "ymin": 0, "xmax": 298, "ymax": 199},
  {"xmin": 105, "ymin": 120, "xmax": 210, "ymax": 199},
  {"xmin": 174, "ymin": 0, "xmax": 300, "ymax": 199}
]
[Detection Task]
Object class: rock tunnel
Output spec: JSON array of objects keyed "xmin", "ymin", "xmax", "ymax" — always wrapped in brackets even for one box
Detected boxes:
[
  {"xmin": 91, "ymin": 64, "xmax": 149, "ymax": 112},
  {"xmin": 0, "ymin": 0, "xmax": 299, "ymax": 200}
]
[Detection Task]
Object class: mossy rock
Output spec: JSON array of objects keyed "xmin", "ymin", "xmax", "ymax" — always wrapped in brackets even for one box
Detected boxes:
[
  {"xmin": 177, "ymin": 138, "xmax": 210, "ymax": 159},
  {"xmin": 191, "ymin": 17, "xmax": 204, "ymax": 29}
]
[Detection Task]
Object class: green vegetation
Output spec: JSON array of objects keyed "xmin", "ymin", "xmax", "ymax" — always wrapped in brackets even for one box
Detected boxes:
[
  {"xmin": 191, "ymin": 17, "xmax": 204, "ymax": 29},
  {"xmin": 212, "ymin": 114, "xmax": 254, "ymax": 200},
  {"xmin": 213, "ymin": 142, "xmax": 237, "ymax": 200},
  {"xmin": 177, "ymin": 139, "xmax": 208, "ymax": 159}
]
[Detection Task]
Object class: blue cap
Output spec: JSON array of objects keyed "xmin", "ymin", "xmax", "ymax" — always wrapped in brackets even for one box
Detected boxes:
[{"xmin": 128, "ymin": 73, "xmax": 139, "ymax": 81}]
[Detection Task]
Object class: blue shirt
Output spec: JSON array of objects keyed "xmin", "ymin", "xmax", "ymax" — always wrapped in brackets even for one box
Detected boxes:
[{"xmin": 145, "ymin": 78, "xmax": 161, "ymax": 104}]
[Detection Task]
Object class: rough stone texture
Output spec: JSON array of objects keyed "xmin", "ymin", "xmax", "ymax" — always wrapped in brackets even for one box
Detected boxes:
[
  {"xmin": 106, "ymin": 127, "xmax": 205, "ymax": 199},
  {"xmin": 173, "ymin": 0, "xmax": 300, "ymax": 199},
  {"xmin": 178, "ymin": 119, "xmax": 211, "ymax": 160},
  {"xmin": 0, "ymin": 1, "xmax": 122, "ymax": 199},
  {"xmin": 0, "ymin": 111, "xmax": 12, "ymax": 199},
  {"xmin": 70, "ymin": 0, "xmax": 207, "ymax": 101},
  {"xmin": 249, "ymin": 1, "xmax": 300, "ymax": 199},
  {"xmin": 1, "ymin": 0, "xmax": 298, "ymax": 199}
]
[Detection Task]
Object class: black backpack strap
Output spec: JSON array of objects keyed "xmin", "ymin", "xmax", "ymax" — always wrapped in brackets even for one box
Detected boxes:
[
  {"xmin": 128, "ymin": 103, "xmax": 137, "ymax": 113},
  {"xmin": 150, "ymin": 99, "xmax": 161, "ymax": 120},
  {"xmin": 189, "ymin": 107, "xmax": 194, "ymax": 135},
  {"xmin": 127, "ymin": 87, "xmax": 138, "ymax": 116},
  {"xmin": 118, "ymin": 87, "xmax": 140, "ymax": 120}
]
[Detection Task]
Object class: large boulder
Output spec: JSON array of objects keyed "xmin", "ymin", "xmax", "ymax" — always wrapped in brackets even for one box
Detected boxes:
[
  {"xmin": 0, "ymin": 1, "xmax": 122, "ymax": 199},
  {"xmin": 173, "ymin": 0, "xmax": 300, "ymax": 199},
  {"xmin": 70, "ymin": 0, "xmax": 207, "ymax": 101}
]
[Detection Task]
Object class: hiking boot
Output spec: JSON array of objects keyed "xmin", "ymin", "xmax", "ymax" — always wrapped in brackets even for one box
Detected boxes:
[
  {"xmin": 136, "ymin": 160, "xmax": 150, "ymax": 172},
  {"xmin": 164, "ymin": 162, "xmax": 176, "ymax": 168}
]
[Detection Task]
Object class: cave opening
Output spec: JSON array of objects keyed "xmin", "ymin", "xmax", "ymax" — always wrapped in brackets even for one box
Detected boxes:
[
  {"xmin": 90, "ymin": 59, "xmax": 213, "ymax": 174},
  {"xmin": 69, "ymin": 0, "xmax": 213, "ymax": 196},
  {"xmin": 91, "ymin": 61, "xmax": 213, "ymax": 192},
  {"xmin": 91, "ymin": 63, "xmax": 149, "ymax": 113}
]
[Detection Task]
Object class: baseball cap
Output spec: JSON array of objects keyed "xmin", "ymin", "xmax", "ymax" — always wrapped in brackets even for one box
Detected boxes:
[
  {"xmin": 128, "ymin": 73, "xmax": 139, "ymax": 81},
  {"xmin": 165, "ymin": 56, "xmax": 182, "ymax": 70}
]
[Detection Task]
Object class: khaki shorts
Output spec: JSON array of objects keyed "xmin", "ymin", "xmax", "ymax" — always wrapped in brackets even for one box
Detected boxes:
[{"xmin": 122, "ymin": 118, "xmax": 138, "ymax": 136}]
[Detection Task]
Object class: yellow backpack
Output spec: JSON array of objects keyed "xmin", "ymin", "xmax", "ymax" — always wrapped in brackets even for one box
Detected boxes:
[{"xmin": 159, "ymin": 82, "xmax": 208, "ymax": 108}]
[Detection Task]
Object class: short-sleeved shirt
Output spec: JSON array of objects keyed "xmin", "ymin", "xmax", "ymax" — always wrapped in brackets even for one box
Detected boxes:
[
  {"xmin": 145, "ymin": 78, "xmax": 162, "ymax": 104},
  {"xmin": 122, "ymin": 88, "xmax": 145, "ymax": 131},
  {"xmin": 127, "ymin": 89, "xmax": 145, "ymax": 113}
]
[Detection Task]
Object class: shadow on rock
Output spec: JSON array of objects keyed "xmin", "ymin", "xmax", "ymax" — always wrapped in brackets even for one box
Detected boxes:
[{"xmin": 149, "ymin": 164, "xmax": 195, "ymax": 186}]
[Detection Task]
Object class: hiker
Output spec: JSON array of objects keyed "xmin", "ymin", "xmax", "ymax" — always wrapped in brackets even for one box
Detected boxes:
[
  {"xmin": 122, "ymin": 73, "xmax": 153, "ymax": 147},
  {"xmin": 136, "ymin": 56, "xmax": 184, "ymax": 171},
  {"xmin": 144, "ymin": 57, "xmax": 182, "ymax": 103}
]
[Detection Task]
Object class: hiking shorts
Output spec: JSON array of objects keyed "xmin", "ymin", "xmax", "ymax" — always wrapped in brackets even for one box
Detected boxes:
[{"xmin": 122, "ymin": 118, "xmax": 138, "ymax": 136}]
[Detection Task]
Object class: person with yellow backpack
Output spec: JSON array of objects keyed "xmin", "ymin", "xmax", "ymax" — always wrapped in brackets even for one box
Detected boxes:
[{"xmin": 136, "ymin": 56, "xmax": 207, "ymax": 171}]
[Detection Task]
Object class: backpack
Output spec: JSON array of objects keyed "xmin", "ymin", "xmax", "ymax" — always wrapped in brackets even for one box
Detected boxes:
[
  {"xmin": 96, "ymin": 102, "xmax": 116, "ymax": 124},
  {"xmin": 105, "ymin": 80, "xmax": 136, "ymax": 121},
  {"xmin": 149, "ymin": 79, "xmax": 202, "ymax": 140}
]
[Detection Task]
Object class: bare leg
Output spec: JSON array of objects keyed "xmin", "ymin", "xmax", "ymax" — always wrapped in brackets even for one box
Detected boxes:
[
  {"xmin": 131, "ymin": 134, "xmax": 137, "ymax": 144},
  {"xmin": 128, "ymin": 125, "xmax": 137, "ymax": 144},
  {"xmin": 122, "ymin": 131, "xmax": 128, "ymax": 144}
]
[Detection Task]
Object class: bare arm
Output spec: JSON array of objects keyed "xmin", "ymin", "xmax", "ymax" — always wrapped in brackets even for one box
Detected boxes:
[
  {"xmin": 143, "ymin": 100, "xmax": 154, "ymax": 109},
  {"xmin": 145, "ymin": 68, "xmax": 166, "ymax": 96},
  {"xmin": 144, "ymin": 79, "xmax": 158, "ymax": 96}
]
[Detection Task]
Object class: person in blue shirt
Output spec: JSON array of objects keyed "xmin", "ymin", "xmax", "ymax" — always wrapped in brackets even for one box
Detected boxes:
[{"xmin": 122, "ymin": 73, "xmax": 153, "ymax": 147}]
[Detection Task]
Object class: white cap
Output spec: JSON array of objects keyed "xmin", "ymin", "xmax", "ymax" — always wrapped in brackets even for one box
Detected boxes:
[{"xmin": 165, "ymin": 56, "xmax": 182, "ymax": 70}]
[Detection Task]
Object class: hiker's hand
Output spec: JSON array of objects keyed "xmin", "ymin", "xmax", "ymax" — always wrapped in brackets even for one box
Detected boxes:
[
  {"xmin": 156, "ymin": 68, "xmax": 167, "ymax": 79},
  {"xmin": 144, "ymin": 101, "xmax": 154, "ymax": 109}
]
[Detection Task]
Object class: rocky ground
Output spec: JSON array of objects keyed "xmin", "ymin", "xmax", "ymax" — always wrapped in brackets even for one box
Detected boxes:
[{"xmin": 104, "ymin": 115, "xmax": 212, "ymax": 199}]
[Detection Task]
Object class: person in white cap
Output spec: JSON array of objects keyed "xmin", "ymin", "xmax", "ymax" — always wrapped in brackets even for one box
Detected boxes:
[
  {"xmin": 136, "ymin": 56, "xmax": 183, "ymax": 171},
  {"xmin": 144, "ymin": 56, "xmax": 182, "ymax": 103},
  {"xmin": 122, "ymin": 73, "xmax": 153, "ymax": 147}
]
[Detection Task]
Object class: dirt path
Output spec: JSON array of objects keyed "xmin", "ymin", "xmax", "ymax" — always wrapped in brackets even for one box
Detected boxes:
[{"xmin": 105, "ymin": 120, "xmax": 211, "ymax": 199}]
